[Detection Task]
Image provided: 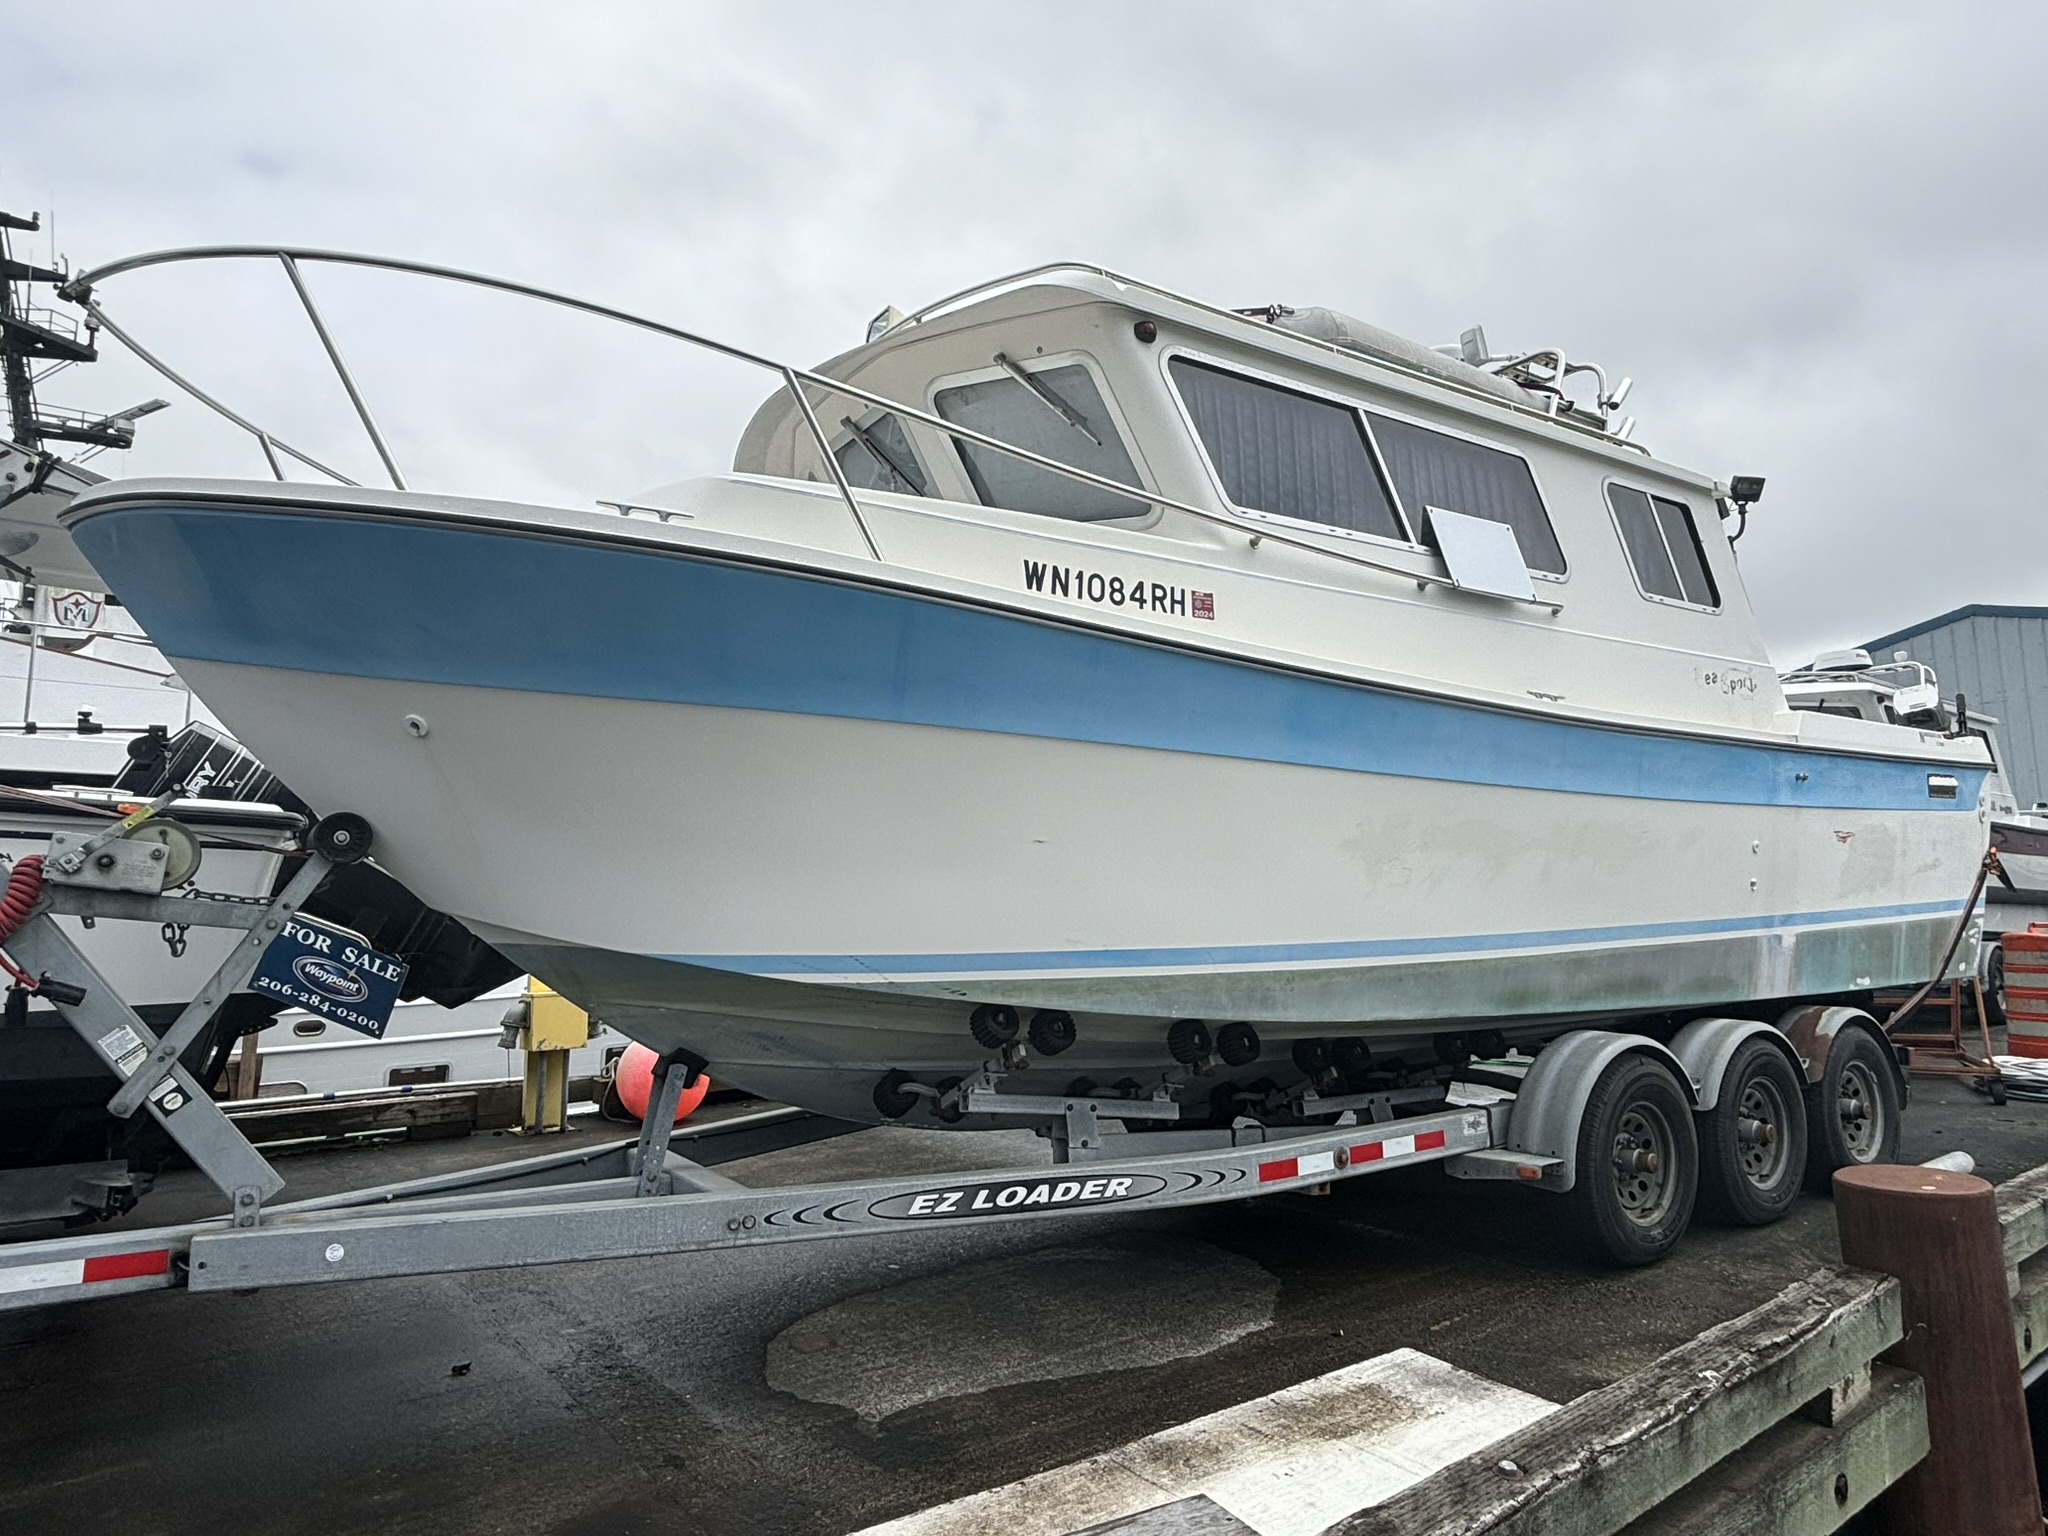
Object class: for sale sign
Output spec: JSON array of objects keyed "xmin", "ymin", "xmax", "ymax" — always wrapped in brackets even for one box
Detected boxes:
[{"xmin": 248, "ymin": 916, "xmax": 408, "ymax": 1038}]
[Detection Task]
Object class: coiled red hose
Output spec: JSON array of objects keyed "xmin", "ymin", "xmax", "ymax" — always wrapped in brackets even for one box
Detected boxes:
[
  {"xmin": 0, "ymin": 856, "xmax": 44, "ymax": 986},
  {"xmin": 0, "ymin": 855, "xmax": 43, "ymax": 941}
]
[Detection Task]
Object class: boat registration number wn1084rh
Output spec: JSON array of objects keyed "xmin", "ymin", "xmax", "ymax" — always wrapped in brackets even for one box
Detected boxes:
[{"xmin": 1023, "ymin": 559, "xmax": 1215, "ymax": 619}]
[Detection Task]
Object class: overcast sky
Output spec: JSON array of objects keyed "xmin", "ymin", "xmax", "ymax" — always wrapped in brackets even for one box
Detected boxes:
[{"xmin": 8, "ymin": 3, "xmax": 2045, "ymax": 663}]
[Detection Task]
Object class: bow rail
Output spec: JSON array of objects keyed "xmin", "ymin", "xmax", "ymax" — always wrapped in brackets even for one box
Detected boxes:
[{"xmin": 59, "ymin": 246, "xmax": 1561, "ymax": 609}]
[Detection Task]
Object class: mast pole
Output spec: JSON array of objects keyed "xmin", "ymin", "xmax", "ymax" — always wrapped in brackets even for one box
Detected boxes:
[{"xmin": 0, "ymin": 214, "xmax": 42, "ymax": 451}]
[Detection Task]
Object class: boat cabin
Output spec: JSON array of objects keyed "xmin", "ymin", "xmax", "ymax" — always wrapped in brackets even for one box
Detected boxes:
[{"xmin": 640, "ymin": 269, "xmax": 1846, "ymax": 748}]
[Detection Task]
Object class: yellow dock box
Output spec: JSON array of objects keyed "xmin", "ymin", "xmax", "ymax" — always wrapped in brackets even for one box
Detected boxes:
[
  {"xmin": 522, "ymin": 978, "xmax": 590, "ymax": 1052},
  {"xmin": 516, "ymin": 978, "xmax": 589, "ymax": 1133}
]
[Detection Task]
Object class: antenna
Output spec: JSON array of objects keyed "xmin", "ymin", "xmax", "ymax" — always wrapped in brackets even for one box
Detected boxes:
[{"xmin": 1, "ymin": 209, "xmax": 156, "ymax": 455}]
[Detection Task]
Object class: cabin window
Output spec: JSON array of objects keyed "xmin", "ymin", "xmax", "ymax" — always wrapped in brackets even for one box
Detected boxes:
[
  {"xmin": 1168, "ymin": 358, "xmax": 1407, "ymax": 542},
  {"xmin": 934, "ymin": 362, "xmax": 1149, "ymax": 521},
  {"xmin": 1364, "ymin": 413, "xmax": 1566, "ymax": 574},
  {"xmin": 387, "ymin": 1064, "xmax": 451, "ymax": 1087},
  {"xmin": 834, "ymin": 412, "xmax": 927, "ymax": 496},
  {"xmin": 1607, "ymin": 485, "xmax": 1719, "ymax": 607}
]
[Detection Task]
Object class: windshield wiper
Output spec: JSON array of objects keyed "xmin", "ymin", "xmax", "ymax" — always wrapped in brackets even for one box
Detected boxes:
[
  {"xmin": 838, "ymin": 416, "xmax": 925, "ymax": 495},
  {"xmin": 993, "ymin": 353, "xmax": 1102, "ymax": 446}
]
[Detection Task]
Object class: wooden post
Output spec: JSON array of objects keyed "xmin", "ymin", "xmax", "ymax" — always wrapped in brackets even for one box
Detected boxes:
[
  {"xmin": 1834, "ymin": 1164, "xmax": 2043, "ymax": 1535},
  {"xmin": 230, "ymin": 1032, "xmax": 264, "ymax": 1100}
]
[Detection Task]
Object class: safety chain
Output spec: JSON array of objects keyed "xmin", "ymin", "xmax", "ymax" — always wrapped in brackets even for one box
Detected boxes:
[{"xmin": 178, "ymin": 887, "xmax": 276, "ymax": 907}]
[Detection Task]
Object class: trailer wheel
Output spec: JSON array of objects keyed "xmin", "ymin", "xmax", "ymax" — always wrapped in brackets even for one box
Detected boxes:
[
  {"xmin": 1570, "ymin": 1052, "xmax": 1697, "ymax": 1267},
  {"xmin": 1696, "ymin": 1039, "xmax": 1807, "ymax": 1226},
  {"xmin": 1804, "ymin": 1027, "xmax": 1902, "ymax": 1191}
]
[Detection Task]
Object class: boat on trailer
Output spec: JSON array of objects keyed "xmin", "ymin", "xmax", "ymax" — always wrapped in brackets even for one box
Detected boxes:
[{"xmin": 51, "ymin": 255, "xmax": 1992, "ymax": 1137}]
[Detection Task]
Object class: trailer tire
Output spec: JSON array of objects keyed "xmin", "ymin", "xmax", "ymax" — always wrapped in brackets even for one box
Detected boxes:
[
  {"xmin": 1983, "ymin": 945, "xmax": 2008, "ymax": 1031},
  {"xmin": 1695, "ymin": 1039, "xmax": 1807, "ymax": 1226},
  {"xmin": 1570, "ymin": 1052, "xmax": 1697, "ymax": 1268},
  {"xmin": 1803, "ymin": 1027, "xmax": 1902, "ymax": 1192}
]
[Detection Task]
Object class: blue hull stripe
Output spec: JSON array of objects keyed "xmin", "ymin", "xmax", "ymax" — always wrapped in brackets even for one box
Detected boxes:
[
  {"xmin": 70, "ymin": 501, "xmax": 1983, "ymax": 812},
  {"xmin": 661, "ymin": 897, "xmax": 1968, "ymax": 977}
]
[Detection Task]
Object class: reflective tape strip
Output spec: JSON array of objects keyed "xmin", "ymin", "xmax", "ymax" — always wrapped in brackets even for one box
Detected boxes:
[
  {"xmin": 82, "ymin": 1249, "xmax": 170, "ymax": 1283},
  {"xmin": 1258, "ymin": 1149, "xmax": 1338, "ymax": 1183},
  {"xmin": 1352, "ymin": 1128, "xmax": 1448, "ymax": 1164},
  {"xmin": 0, "ymin": 1260, "xmax": 85, "ymax": 1294},
  {"xmin": 0, "ymin": 1249, "xmax": 169, "ymax": 1295}
]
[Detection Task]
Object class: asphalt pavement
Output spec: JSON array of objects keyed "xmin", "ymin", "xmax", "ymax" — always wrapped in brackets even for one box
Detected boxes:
[{"xmin": 3, "ymin": 1074, "xmax": 2043, "ymax": 1536}]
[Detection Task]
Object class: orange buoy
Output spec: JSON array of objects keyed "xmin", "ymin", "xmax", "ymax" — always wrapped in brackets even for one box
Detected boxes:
[{"xmin": 615, "ymin": 1041, "xmax": 711, "ymax": 1122}]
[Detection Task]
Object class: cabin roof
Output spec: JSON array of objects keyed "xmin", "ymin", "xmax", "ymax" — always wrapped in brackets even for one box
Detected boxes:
[{"xmin": 748, "ymin": 263, "xmax": 1715, "ymax": 492}]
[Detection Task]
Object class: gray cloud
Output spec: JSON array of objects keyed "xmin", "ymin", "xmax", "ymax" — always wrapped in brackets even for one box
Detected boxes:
[{"xmin": 6, "ymin": 1, "xmax": 2044, "ymax": 661}]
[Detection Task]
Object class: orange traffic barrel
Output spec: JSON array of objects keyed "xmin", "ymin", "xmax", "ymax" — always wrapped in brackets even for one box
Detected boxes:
[{"xmin": 2005, "ymin": 924, "xmax": 2048, "ymax": 1058}]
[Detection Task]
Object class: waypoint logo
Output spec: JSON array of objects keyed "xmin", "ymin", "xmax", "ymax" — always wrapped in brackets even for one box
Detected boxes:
[{"xmin": 293, "ymin": 955, "xmax": 370, "ymax": 1002}]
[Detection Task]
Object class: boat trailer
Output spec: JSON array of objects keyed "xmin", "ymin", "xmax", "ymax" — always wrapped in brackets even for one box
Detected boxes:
[{"xmin": 0, "ymin": 811, "xmax": 1915, "ymax": 1310}]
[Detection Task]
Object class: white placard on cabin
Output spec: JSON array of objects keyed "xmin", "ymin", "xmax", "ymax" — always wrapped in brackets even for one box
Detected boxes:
[{"xmin": 1428, "ymin": 506, "xmax": 1535, "ymax": 602}]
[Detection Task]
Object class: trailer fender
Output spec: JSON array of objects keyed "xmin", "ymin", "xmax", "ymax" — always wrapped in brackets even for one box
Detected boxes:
[
  {"xmin": 1503, "ymin": 1030, "xmax": 1694, "ymax": 1193},
  {"xmin": 1668, "ymin": 1017, "xmax": 1802, "ymax": 1111},
  {"xmin": 1776, "ymin": 1005, "xmax": 1901, "ymax": 1093}
]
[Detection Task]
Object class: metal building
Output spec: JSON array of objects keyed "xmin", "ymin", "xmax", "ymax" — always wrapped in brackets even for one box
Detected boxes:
[{"xmin": 1865, "ymin": 605, "xmax": 2048, "ymax": 809}]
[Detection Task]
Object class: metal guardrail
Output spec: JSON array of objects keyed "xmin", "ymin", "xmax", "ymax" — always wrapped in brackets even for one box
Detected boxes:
[
  {"xmin": 1, "ymin": 613, "xmax": 192, "ymax": 732},
  {"xmin": 57, "ymin": 247, "xmax": 1567, "ymax": 612}
]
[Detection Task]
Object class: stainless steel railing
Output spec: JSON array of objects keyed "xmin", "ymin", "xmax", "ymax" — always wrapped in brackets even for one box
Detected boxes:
[
  {"xmin": 1, "ymin": 613, "xmax": 191, "ymax": 732},
  {"xmin": 59, "ymin": 246, "xmax": 1560, "ymax": 610}
]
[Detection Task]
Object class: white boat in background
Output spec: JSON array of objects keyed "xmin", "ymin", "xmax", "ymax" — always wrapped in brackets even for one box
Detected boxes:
[
  {"xmin": 53, "ymin": 253, "xmax": 1993, "ymax": 1131},
  {"xmin": 256, "ymin": 979, "xmax": 616, "ymax": 1097}
]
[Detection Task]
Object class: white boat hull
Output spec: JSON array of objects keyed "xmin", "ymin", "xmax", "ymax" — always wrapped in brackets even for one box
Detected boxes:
[{"xmin": 66, "ymin": 490, "xmax": 1991, "ymax": 1126}]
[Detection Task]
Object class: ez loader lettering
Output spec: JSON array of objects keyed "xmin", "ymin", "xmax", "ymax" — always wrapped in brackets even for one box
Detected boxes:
[
  {"xmin": 1023, "ymin": 559, "xmax": 1214, "ymax": 619},
  {"xmin": 871, "ymin": 1172, "xmax": 1168, "ymax": 1220}
]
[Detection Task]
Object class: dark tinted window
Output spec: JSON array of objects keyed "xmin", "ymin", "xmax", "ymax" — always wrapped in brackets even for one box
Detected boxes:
[
  {"xmin": 1608, "ymin": 485, "xmax": 1719, "ymax": 607},
  {"xmin": 1365, "ymin": 413, "xmax": 1566, "ymax": 574},
  {"xmin": 1170, "ymin": 358, "xmax": 1406, "ymax": 541},
  {"xmin": 1653, "ymin": 496, "xmax": 1718, "ymax": 606},
  {"xmin": 1608, "ymin": 485, "xmax": 1683, "ymax": 600}
]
